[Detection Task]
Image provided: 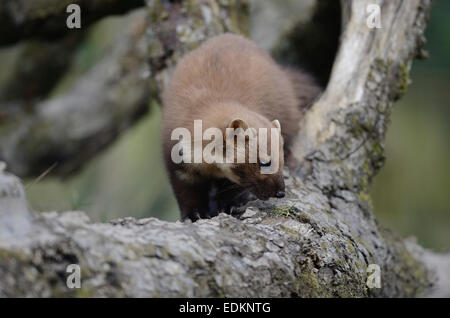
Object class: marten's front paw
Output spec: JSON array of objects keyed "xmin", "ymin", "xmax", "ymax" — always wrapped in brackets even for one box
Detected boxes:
[{"xmin": 181, "ymin": 210, "xmax": 201, "ymax": 222}]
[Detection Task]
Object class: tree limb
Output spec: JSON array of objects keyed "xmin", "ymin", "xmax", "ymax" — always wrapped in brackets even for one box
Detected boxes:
[{"xmin": 0, "ymin": 0, "xmax": 447, "ymax": 297}]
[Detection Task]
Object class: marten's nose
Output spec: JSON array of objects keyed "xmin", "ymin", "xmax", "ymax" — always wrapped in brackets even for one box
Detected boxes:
[{"xmin": 275, "ymin": 191, "xmax": 285, "ymax": 198}]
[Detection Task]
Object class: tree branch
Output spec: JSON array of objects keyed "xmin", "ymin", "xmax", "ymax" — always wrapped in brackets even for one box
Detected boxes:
[
  {"xmin": 0, "ymin": 9, "xmax": 150, "ymax": 177},
  {"xmin": 0, "ymin": 0, "xmax": 248, "ymax": 177}
]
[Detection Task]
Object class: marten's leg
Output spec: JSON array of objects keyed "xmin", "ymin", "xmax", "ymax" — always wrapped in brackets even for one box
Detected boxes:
[{"xmin": 169, "ymin": 173, "xmax": 211, "ymax": 221}]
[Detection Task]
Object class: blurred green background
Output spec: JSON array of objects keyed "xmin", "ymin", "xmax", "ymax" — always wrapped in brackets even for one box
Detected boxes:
[
  {"xmin": 371, "ymin": 0, "xmax": 450, "ymax": 251},
  {"xmin": 17, "ymin": 1, "xmax": 450, "ymax": 251}
]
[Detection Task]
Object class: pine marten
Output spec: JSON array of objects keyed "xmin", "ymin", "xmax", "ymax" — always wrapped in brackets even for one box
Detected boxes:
[{"xmin": 162, "ymin": 34, "xmax": 321, "ymax": 221}]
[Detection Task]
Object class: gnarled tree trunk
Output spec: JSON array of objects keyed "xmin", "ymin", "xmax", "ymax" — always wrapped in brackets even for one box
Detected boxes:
[{"xmin": 1, "ymin": 0, "xmax": 449, "ymax": 297}]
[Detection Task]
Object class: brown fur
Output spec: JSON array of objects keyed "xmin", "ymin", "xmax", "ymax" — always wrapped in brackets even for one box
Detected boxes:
[{"xmin": 162, "ymin": 34, "xmax": 321, "ymax": 220}]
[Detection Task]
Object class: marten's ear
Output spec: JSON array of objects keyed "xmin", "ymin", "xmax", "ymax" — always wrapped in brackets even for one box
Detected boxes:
[
  {"xmin": 272, "ymin": 119, "xmax": 281, "ymax": 130},
  {"xmin": 228, "ymin": 118, "xmax": 249, "ymax": 130},
  {"xmin": 226, "ymin": 118, "xmax": 256, "ymax": 140}
]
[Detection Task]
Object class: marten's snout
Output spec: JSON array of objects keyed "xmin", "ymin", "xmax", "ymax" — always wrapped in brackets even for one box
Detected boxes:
[
  {"xmin": 275, "ymin": 191, "xmax": 285, "ymax": 198},
  {"xmin": 253, "ymin": 175, "xmax": 285, "ymax": 200},
  {"xmin": 273, "ymin": 177, "xmax": 285, "ymax": 198}
]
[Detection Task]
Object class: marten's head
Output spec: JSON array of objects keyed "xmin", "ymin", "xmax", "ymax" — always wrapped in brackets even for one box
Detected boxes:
[{"xmin": 220, "ymin": 116, "xmax": 286, "ymax": 201}]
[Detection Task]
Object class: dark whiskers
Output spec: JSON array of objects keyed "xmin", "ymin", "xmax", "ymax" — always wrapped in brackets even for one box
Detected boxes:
[
  {"xmin": 216, "ymin": 183, "xmax": 253, "ymax": 200},
  {"xmin": 214, "ymin": 183, "xmax": 244, "ymax": 195},
  {"xmin": 231, "ymin": 188, "xmax": 250, "ymax": 201}
]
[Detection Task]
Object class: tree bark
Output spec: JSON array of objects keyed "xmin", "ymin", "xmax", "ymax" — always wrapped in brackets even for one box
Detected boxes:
[{"xmin": 1, "ymin": 0, "xmax": 448, "ymax": 297}]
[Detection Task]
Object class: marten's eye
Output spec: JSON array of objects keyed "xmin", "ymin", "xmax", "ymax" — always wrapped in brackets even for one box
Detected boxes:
[{"xmin": 259, "ymin": 159, "xmax": 271, "ymax": 167}]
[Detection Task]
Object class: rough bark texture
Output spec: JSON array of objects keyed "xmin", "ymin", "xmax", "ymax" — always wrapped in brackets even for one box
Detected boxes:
[{"xmin": 1, "ymin": 0, "xmax": 448, "ymax": 297}]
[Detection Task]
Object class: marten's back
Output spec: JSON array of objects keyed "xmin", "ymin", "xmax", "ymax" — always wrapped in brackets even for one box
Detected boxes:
[{"xmin": 162, "ymin": 33, "xmax": 320, "ymax": 147}]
